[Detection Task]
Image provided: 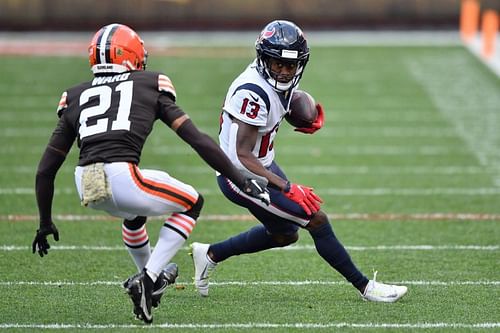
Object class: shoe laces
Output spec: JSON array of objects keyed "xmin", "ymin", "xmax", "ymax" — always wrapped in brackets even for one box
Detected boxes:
[
  {"xmin": 372, "ymin": 270, "xmax": 378, "ymax": 282},
  {"xmin": 369, "ymin": 271, "xmax": 399, "ymax": 295}
]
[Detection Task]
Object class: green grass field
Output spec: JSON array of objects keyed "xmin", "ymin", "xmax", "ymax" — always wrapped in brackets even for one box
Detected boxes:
[{"xmin": 0, "ymin": 42, "xmax": 499, "ymax": 332}]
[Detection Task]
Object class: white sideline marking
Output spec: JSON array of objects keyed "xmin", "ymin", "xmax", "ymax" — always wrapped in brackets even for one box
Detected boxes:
[
  {"xmin": 465, "ymin": 35, "xmax": 500, "ymax": 78},
  {"xmin": 406, "ymin": 54, "xmax": 500, "ymax": 186},
  {"xmin": 3, "ymin": 212, "xmax": 500, "ymax": 222},
  {"xmin": 1, "ymin": 280, "xmax": 498, "ymax": 287},
  {"xmin": 0, "ymin": 322, "xmax": 498, "ymax": 330},
  {"xmin": 3, "ymin": 187, "xmax": 500, "ymax": 196},
  {"xmin": 2, "ymin": 244, "xmax": 498, "ymax": 252}
]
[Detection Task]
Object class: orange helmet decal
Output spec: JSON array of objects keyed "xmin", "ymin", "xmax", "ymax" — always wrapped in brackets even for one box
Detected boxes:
[{"xmin": 89, "ymin": 23, "xmax": 147, "ymax": 74}]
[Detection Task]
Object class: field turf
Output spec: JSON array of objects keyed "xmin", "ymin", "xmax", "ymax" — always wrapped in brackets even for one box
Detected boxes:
[{"xmin": 0, "ymin": 43, "xmax": 499, "ymax": 332}]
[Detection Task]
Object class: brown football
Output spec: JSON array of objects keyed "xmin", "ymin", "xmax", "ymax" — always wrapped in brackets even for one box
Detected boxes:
[{"xmin": 286, "ymin": 90, "xmax": 317, "ymax": 128}]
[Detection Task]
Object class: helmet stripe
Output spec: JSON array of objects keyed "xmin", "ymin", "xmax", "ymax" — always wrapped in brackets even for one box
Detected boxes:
[{"xmin": 97, "ymin": 23, "xmax": 119, "ymax": 65}]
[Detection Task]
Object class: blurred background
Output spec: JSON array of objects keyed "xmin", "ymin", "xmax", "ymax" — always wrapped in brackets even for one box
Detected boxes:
[{"xmin": 1, "ymin": 0, "xmax": 499, "ymax": 31}]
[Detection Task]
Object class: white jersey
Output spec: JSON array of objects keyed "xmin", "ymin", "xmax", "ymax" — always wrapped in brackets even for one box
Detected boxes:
[{"xmin": 219, "ymin": 60, "xmax": 296, "ymax": 168}]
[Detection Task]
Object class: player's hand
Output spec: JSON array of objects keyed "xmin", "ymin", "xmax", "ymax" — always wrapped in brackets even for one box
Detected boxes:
[
  {"xmin": 242, "ymin": 178, "xmax": 271, "ymax": 205},
  {"xmin": 283, "ymin": 182, "xmax": 323, "ymax": 215},
  {"xmin": 294, "ymin": 103, "xmax": 325, "ymax": 134},
  {"xmin": 32, "ymin": 221, "xmax": 59, "ymax": 257}
]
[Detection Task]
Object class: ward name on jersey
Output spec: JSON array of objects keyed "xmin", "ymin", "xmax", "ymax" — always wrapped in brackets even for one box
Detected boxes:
[{"xmin": 91, "ymin": 72, "xmax": 131, "ymax": 85}]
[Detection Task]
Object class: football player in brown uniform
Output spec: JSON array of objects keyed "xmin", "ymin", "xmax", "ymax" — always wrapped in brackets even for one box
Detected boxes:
[{"xmin": 32, "ymin": 23, "xmax": 270, "ymax": 324}]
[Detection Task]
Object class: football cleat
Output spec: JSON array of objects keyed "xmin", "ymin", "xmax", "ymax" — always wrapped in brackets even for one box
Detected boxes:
[
  {"xmin": 361, "ymin": 271, "xmax": 408, "ymax": 303},
  {"xmin": 123, "ymin": 269, "xmax": 154, "ymax": 324},
  {"xmin": 151, "ymin": 263, "xmax": 179, "ymax": 308},
  {"xmin": 190, "ymin": 242, "xmax": 217, "ymax": 297}
]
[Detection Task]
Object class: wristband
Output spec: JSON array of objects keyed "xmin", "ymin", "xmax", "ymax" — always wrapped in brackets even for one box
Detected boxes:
[{"xmin": 283, "ymin": 181, "xmax": 291, "ymax": 193}]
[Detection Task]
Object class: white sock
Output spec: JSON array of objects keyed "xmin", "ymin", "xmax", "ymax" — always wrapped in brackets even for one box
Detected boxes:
[
  {"xmin": 122, "ymin": 223, "xmax": 151, "ymax": 271},
  {"xmin": 145, "ymin": 225, "xmax": 186, "ymax": 276},
  {"xmin": 145, "ymin": 213, "xmax": 196, "ymax": 276}
]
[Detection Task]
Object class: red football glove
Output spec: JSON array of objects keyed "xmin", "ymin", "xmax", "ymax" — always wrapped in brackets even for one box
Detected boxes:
[
  {"xmin": 294, "ymin": 103, "xmax": 325, "ymax": 134},
  {"xmin": 283, "ymin": 182, "xmax": 323, "ymax": 215}
]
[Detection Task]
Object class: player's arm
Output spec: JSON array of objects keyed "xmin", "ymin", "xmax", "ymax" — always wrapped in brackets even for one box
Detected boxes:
[
  {"xmin": 33, "ymin": 116, "xmax": 75, "ymax": 257},
  {"xmin": 158, "ymin": 94, "xmax": 270, "ymax": 204},
  {"xmin": 232, "ymin": 118, "xmax": 288, "ymax": 191},
  {"xmin": 233, "ymin": 117, "xmax": 322, "ymax": 215}
]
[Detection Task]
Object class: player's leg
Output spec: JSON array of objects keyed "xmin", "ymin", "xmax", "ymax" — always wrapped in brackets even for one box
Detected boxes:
[
  {"xmin": 305, "ymin": 211, "xmax": 369, "ymax": 292},
  {"xmin": 305, "ymin": 194, "xmax": 407, "ymax": 302},
  {"xmin": 122, "ymin": 216, "xmax": 151, "ymax": 272},
  {"xmin": 101, "ymin": 163, "xmax": 202, "ymax": 321},
  {"xmin": 191, "ymin": 163, "xmax": 304, "ymax": 296},
  {"xmin": 120, "ymin": 215, "xmax": 178, "ymax": 307},
  {"xmin": 120, "ymin": 164, "xmax": 203, "ymax": 276}
]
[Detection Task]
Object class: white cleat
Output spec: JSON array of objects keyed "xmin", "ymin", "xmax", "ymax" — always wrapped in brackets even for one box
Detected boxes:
[
  {"xmin": 190, "ymin": 242, "xmax": 217, "ymax": 297},
  {"xmin": 361, "ymin": 271, "xmax": 408, "ymax": 303}
]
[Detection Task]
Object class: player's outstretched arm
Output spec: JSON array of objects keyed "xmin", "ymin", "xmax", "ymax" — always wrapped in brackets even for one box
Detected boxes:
[{"xmin": 174, "ymin": 118, "xmax": 270, "ymax": 205}]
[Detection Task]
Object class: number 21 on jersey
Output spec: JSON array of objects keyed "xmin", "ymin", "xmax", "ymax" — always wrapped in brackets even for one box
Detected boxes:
[{"xmin": 79, "ymin": 81, "xmax": 133, "ymax": 139}]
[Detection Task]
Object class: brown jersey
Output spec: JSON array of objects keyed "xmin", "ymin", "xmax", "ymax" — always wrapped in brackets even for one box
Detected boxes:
[{"xmin": 53, "ymin": 71, "xmax": 182, "ymax": 166}]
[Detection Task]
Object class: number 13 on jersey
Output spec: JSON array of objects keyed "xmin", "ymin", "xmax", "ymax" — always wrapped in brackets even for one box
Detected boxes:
[{"xmin": 240, "ymin": 97, "xmax": 260, "ymax": 119}]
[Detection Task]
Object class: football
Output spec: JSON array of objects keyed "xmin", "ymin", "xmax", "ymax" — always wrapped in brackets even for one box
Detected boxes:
[{"xmin": 286, "ymin": 90, "xmax": 317, "ymax": 128}]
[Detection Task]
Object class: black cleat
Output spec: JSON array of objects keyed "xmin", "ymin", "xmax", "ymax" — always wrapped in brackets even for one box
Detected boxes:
[
  {"xmin": 152, "ymin": 263, "xmax": 178, "ymax": 308},
  {"xmin": 123, "ymin": 269, "xmax": 154, "ymax": 324}
]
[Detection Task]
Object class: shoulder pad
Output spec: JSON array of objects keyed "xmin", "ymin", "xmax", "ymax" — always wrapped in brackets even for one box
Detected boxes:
[
  {"xmin": 158, "ymin": 74, "xmax": 177, "ymax": 102},
  {"xmin": 56, "ymin": 91, "xmax": 68, "ymax": 118}
]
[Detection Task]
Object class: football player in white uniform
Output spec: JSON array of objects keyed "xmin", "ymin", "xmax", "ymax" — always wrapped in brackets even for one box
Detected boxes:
[{"xmin": 191, "ymin": 20, "xmax": 408, "ymax": 303}]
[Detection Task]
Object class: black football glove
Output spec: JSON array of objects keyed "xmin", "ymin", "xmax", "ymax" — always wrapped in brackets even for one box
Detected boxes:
[
  {"xmin": 242, "ymin": 178, "xmax": 271, "ymax": 205},
  {"xmin": 32, "ymin": 222, "xmax": 59, "ymax": 257}
]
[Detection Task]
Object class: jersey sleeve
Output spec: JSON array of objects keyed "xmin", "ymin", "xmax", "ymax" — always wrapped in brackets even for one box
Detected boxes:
[
  {"xmin": 224, "ymin": 88, "xmax": 269, "ymax": 127},
  {"xmin": 158, "ymin": 74, "xmax": 177, "ymax": 102},
  {"xmin": 157, "ymin": 93, "xmax": 187, "ymax": 127},
  {"xmin": 56, "ymin": 91, "xmax": 68, "ymax": 118}
]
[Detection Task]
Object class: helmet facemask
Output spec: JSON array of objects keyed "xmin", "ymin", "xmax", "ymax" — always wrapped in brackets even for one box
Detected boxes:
[{"xmin": 258, "ymin": 54, "xmax": 308, "ymax": 92}]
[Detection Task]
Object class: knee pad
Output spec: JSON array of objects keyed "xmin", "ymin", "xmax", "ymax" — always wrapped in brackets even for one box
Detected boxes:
[
  {"xmin": 183, "ymin": 193, "xmax": 204, "ymax": 220},
  {"xmin": 123, "ymin": 216, "xmax": 147, "ymax": 230},
  {"xmin": 306, "ymin": 211, "xmax": 328, "ymax": 230},
  {"xmin": 271, "ymin": 232, "xmax": 299, "ymax": 247}
]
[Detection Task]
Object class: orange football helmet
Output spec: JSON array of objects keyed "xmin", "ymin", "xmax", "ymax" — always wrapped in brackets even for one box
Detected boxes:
[{"xmin": 88, "ymin": 23, "xmax": 147, "ymax": 74}]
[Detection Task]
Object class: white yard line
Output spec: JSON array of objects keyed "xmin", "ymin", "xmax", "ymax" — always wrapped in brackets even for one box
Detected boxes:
[
  {"xmin": 1, "ymin": 165, "xmax": 499, "ymax": 175},
  {"xmin": 0, "ymin": 322, "xmax": 498, "ymax": 330},
  {"xmin": 1, "ymin": 280, "xmax": 498, "ymax": 287},
  {"xmin": 1, "ymin": 165, "xmax": 498, "ymax": 175},
  {"xmin": 1, "ymin": 244, "xmax": 497, "ymax": 252},
  {"xmin": 0, "ymin": 126, "xmax": 462, "ymax": 138},
  {"xmin": 2, "ymin": 187, "xmax": 500, "ymax": 196},
  {"xmin": 3, "ymin": 213, "xmax": 500, "ymax": 222},
  {"xmin": 0, "ymin": 144, "xmax": 479, "ymax": 155}
]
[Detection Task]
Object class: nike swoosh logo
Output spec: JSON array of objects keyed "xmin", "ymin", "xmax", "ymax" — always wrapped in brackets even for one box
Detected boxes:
[
  {"xmin": 200, "ymin": 265, "xmax": 209, "ymax": 280},
  {"xmin": 249, "ymin": 93, "xmax": 259, "ymax": 102}
]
